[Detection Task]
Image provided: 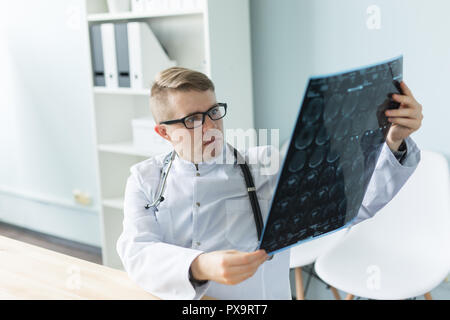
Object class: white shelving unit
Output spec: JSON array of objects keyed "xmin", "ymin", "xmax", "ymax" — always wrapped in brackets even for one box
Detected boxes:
[
  {"xmin": 87, "ymin": 9, "xmax": 204, "ymax": 22},
  {"xmin": 85, "ymin": 0, "xmax": 254, "ymax": 269}
]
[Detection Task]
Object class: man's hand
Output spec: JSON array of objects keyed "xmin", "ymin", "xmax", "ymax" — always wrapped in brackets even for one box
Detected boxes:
[
  {"xmin": 190, "ymin": 249, "xmax": 268, "ymax": 285},
  {"xmin": 385, "ymin": 81, "xmax": 424, "ymax": 152}
]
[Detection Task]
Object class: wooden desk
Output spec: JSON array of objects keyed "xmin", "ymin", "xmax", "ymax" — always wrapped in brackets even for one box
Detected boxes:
[{"xmin": 0, "ymin": 235, "xmax": 214, "ymax": 300}]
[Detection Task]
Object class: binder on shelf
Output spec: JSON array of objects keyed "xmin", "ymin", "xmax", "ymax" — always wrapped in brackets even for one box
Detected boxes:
[
  {"xmin": 89, "ymin": 24, "xmax": 105, "ymax": 86},
  {"xmin": 127, "ymin": 22, "xmax": 176, "ymax": 89},
  {"xmin": 100, "ymin": 23, "xmax": 119, "ymax": 89},
  {"xmin": 114, "ymin": 23, "xmax": 131, "ymax": 88}
]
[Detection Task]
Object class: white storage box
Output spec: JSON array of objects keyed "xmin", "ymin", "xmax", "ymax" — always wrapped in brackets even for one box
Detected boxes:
[{"xmin": 132, "ymin": 117, "xmax": 171, "ymax": 154}]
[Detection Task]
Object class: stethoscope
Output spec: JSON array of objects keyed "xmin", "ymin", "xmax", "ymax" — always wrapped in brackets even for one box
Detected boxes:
[{"xmin": 144, "ymin": 143, "xmax": 265, "ymax": 241}]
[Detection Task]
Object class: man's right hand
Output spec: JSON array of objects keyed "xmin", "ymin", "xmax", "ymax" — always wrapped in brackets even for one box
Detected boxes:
[{"xmin": 190, "ymin": 249, "xmax": 269, "ymax": 285}]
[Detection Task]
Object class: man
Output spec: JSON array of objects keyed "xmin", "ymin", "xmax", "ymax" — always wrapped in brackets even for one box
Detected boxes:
[{"xmin": 116, "ymin": 67, "xmax": 423, "ymax": 299}]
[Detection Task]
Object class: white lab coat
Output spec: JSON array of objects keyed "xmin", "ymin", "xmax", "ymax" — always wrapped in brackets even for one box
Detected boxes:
[{"xmin": 116, "ymin": 137, "xmax": 420, "ymax": 300}]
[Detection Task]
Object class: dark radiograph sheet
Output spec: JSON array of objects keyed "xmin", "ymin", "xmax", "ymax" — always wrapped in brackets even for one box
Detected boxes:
[{"xmin": 258, "ymin": 56, "xmax": 403, "ymax": 255}]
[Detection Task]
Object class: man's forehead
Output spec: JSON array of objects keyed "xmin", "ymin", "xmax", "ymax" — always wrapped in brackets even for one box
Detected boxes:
[{"xmin": 168, "ymin": 90, "xmax": 217, "ymax": 117}]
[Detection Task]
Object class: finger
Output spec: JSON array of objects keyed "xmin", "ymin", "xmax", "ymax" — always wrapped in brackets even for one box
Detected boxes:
[
  {"xmin": 233, "ymin": 269, "xmax": 259, "ymax": 283},
  {"xmin": 391, "ymin": 94, "xmax": 417, "ymax": 107},
  {"xmin": 222, "ymin": 254, "xmax": 268, "ymax": 285},
  {"xmin": 227, "ymin": 263, "xmax": 265, "ymax": 285},
  {"xmin": 226, "ymin": 264, "xmax": 255, "ymax": 276},
  {"xmin": 400, "ymin": 81, "xmax": 414, "ymax": 98},
  {"xmin": 225, "ymin": 250, "xmax": 267, "ymax": 266},
  {"xmin": 224, "ymin": 249, "xmax": 263, "ymax": 259},
  {"xmin": 385, "ymin": 108, "xmax": 420, "ymax": 119},
  {"xmin": 228, "ymin": 254, "xmax": 268, "ymax": 274},
  {"xmin": 223, "ymin": 269, "xmax": 256, "ymax": 285},
  {"xmin": 388, "ymin": 117, "xmax": 421, "ymax": 130}
]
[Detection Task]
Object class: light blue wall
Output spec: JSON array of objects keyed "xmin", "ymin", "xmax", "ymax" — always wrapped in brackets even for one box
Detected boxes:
[
  {"xmin": 0, "ymin": 0, "xmax": 101, "ymax": 246},
  {"xmin": 250, "ymin": 0, "xmax": 450, "ymax": 161}
]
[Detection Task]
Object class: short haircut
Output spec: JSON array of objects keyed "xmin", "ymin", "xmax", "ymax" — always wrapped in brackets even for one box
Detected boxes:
[{"xmin": 150, "ymin": 67, "xmax": 215, "ymax": 123}]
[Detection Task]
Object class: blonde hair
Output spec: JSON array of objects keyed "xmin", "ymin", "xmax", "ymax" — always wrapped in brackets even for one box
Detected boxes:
[{"xmin": 150, "ymin": 67, "xmax": 215, "ymax": 123}]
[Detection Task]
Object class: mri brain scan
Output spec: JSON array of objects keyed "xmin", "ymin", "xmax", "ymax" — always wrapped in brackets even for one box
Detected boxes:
[{"xmin": 259, "ymin": 56, "xmax": 403, "ymax": 254}]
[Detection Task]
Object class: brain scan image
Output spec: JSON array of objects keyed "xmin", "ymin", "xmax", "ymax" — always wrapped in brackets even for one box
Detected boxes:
[{"xmin": 259, "ymin": 56, "xmax": 403, "ymax": 254}]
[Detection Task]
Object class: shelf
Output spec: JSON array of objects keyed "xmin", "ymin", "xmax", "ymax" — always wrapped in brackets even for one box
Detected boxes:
[
  {"xmin": 102, "ymin": 197, "xmax": 124, "ymax": 210},
  {"xmin": 87, "ymin": 10, "xmax": 203, "ymax": 22},
  {"xmin": 98, "ymin": 141, "xmax": 171, "ymax": 157},
  {"xmin": 93, "ymin": 87, "xmax": 150, "ymax": 96},
  {"xmin": 88, "ymin": 0, "xmax": 255, "ymax": 269}
]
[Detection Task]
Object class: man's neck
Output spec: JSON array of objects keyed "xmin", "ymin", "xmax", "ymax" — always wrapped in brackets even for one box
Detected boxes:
[{"xmin": 176, "ymin": 143, "xmax": 226, "ymax": 165}]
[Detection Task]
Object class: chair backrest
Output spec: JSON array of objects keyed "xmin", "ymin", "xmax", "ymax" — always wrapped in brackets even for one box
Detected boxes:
[{"xmin": 352, "ymin": 150, "xmax": 450, "ymax": 262}]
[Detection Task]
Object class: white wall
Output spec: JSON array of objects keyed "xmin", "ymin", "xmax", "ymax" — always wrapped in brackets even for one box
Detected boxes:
[
  {"xmin": 0, "ymin": 0, "xmax": 101, "ymax": 246},
  {"xmin": 250, "ymin": 0, "xmax": 450, "ymax": 161},
  {"xmin": 1, "ymin": 0, "xmax": 448, "ymax": 248}
]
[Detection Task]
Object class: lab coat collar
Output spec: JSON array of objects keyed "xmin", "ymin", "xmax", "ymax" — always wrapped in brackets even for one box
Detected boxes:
[{"xmin": 172, "ymin": 142, "xmax": 234, "ymax": 174}]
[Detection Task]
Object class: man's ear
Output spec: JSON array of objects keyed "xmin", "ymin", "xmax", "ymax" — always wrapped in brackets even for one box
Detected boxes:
[{"xmin": 154, "ymin": 124, "xmax": 171, "ymax": 142}]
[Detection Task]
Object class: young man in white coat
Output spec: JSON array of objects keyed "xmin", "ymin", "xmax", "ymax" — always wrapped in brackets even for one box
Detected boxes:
[{"xmin": 116, "ymin": 67, "xmax": 423, "ymax": 300}]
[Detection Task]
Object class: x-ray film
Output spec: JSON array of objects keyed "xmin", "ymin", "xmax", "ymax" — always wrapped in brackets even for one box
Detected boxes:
[{"xmin": 258, "ymin": 56, "xmax": 403, "ymax": 255}]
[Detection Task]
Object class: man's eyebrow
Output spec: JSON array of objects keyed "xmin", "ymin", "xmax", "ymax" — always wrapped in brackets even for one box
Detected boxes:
[{"xmin": 184, "ymin": 103, "xmax": 218, "ymax": 117}]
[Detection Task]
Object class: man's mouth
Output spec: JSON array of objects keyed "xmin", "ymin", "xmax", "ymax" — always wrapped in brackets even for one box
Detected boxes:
[{"xmin": 203, "ymin": 136, "xmax": 216, "ymax": 146}]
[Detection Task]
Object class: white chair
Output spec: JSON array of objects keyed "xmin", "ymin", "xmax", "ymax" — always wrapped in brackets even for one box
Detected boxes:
[
  {"xmin": 290, "ymin": 228, "xmax": 349, "ymax": 299},
  {"xmin": 314, "ymin": 150, "xmax": 450, "ymax": 300}
]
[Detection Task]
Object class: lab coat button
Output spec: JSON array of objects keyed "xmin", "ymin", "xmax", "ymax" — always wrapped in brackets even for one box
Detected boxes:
[
  {"xmin": 196, "ymin": 202, "xmax": 200, "ymax": 207},
  {"xmin": 196, "ymin": 172, "xmax": 200, "ymax": 177},
  {"xmin": 196, "ymin": 241, "xmax": 201, "ymax": 246}
]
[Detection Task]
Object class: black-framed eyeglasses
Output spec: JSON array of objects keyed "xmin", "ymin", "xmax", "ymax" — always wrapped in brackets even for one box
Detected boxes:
[{"xmin": 159, "ymin": 103, "xmax": 227, "ymax": 129}]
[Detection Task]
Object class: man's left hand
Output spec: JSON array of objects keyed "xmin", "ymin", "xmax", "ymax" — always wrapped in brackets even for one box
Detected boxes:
[{"xmin": 384, "ymin": 81, "xmax": 424, "ymax": 152}]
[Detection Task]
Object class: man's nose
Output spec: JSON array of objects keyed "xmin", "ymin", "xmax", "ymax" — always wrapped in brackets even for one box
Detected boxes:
[{"xmin": 202, "ymin": 115, "xmax": 217, "ymax": 132}]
